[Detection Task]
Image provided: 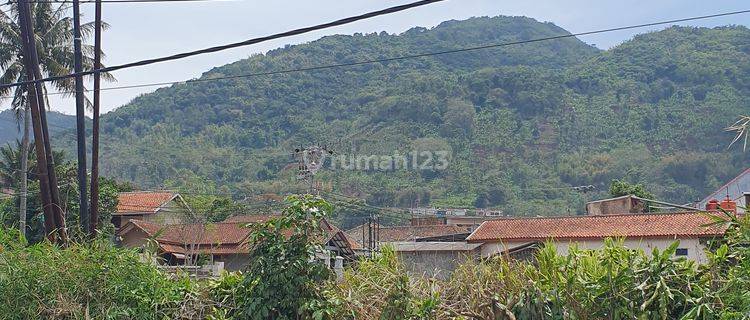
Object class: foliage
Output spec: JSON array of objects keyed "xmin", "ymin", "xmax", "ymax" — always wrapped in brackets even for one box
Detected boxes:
[
  {"xmin": 609, "ymin": 178, "xmax": 655, "ymax": 199},
  {"xmin": 0, "ymin": 230, "xmax": 189, "ymax": 319},
  {"xmin": 236, "ymin": 195, "xmax": 334, "ymax": 319},
  {"xmin": 0, "ymin": 145, "xmax": 125, "ymax": 242}
]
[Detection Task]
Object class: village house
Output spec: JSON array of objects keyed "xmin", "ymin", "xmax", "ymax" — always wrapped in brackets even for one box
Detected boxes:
[
  {"xmin": 346, "ymin": 223, "xmax": 479, "ymax": 277},
  {"xmin": 466, "ymin": 211, "xmax": 728, "ymax": 264},
  {"xmin": 118, "ymin": 214, "xmax": 359, "ymax": 272},
  {"xmin": 366, "ymin": 195, "xmax": 739, "ymax": 276},
  {"xmin": 112, "ymin": 191, "xmax": 191, "ymax": 229},
  {"xmin": 345, "ymin": 223, "xmax": 473, "ymax": 245}
]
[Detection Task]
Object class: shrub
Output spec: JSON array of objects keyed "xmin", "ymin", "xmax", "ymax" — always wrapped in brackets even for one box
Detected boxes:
[
  {"xmin": 0, "ymin": 235, "xmax": 188, "ymax": 319},
  {"xmin": 235, "ymin": 195, "xmax": 335, "ymax": 320}
]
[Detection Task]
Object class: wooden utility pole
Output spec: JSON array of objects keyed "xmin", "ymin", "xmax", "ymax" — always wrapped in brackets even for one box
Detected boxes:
[
  {"xmin": 72, "ymin": 0, "xmax": 89, "ymax": 234},
  {"xmin": 90, "ymin": 0, "xmax": 102, "ymax": 236},
  {"xmin": 25, "ymin": 4, "xmax": 68, "ymax": 243},
  {"xmin": 17, "ymin": 0, "xmax": 67, "ymax": 243}
]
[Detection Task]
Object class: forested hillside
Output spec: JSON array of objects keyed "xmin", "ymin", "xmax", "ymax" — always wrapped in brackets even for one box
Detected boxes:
[
  {"xmin": 94, "ymin": 16, "xmax": 750, "ymax": 217},
  {"xmin": 0, "ymin": 109, "xmax": 78, "ymax": 145}
]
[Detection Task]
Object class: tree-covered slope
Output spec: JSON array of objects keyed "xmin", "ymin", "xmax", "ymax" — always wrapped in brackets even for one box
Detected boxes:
[
  {"xmin": 95, "ymin": 16, "xmax": 750, "ymax": 217},
  {"xmin": 0, "ymin": 109, "xmax": 78, "ymax": 145}
]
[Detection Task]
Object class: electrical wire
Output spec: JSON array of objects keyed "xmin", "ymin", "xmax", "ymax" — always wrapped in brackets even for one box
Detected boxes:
[
  {"xmin": 0, "ymin": 0, "xmax": 448, "ymax": 90},
  {"xmin": 9, "ymin": 8, "xmax": 750, "ymax": 100}
]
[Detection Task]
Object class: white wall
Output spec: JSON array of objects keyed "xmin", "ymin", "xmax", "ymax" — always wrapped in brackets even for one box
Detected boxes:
[{"xmin": 480, "ymin": 237, "xmax": 709, "ymax": 264}]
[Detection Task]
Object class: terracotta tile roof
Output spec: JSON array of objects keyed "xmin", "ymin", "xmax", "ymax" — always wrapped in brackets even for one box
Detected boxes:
[
  {"xmin": 223, "ymin": 214, "xmax": 279, "ymax": 224},
  {"xmin": 466, "ymin": 212, "xmax": 730, "ymax": 243},
  {"xmin": 124, "ymin": 220, "xmax": 251, "ymax": 245},
  {"xmin": 116, "ymin": 191, "xmax": 178, "ymax": 215},
  {"xmin": 120, "ymin": 215, "xmax": 359, "ymax": 255},
  {"xmin": 226, "ymin": 214, "xmax": 362, "ymax": 250},
  {"xmin": 346, "ymin": 224, "xmax": 473, "ymax": 243}
]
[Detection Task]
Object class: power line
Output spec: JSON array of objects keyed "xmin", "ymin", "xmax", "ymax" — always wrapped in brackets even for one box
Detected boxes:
[
  {"xmin": 0, "ymin": 0, "xmax": 448, "ymax": 91},
  {"xmin": 12, "ymin": 8, "xmax": 750, "ymax": 99}
]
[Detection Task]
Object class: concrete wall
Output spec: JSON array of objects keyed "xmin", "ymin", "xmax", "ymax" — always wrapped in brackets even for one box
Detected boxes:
[
  {"xmin": 397, "ymin": 250, "xmax": 478, "ymax": 279},
  {"xmin": 143, "ymin": 200, "xmax": 187, "ymax": 225},
  {"xmin": 121, "ymin": 228, "xmax": 149, "ymax": 249},
  {"xmin": 214, "ymin": 254, "xmax": 250, "ymax": 271},
  {"xmin": 480, "ymin": 237, "xmax": 709, "ymax": 264}
]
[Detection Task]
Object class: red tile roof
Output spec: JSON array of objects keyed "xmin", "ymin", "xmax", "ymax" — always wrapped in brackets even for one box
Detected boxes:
[
  {"xmin": 123, "ymin": 220, "xmax": 251, "ymax": 245},
  {"xmin": 346, "ymin": 224, "xmax": 473, "ymax": 243},
  {"xmin": 116, "ymin": 191, "xmax": 178, "ymax": 215},
  {"xmin": 226, "ymin": 214, "xmax": 362, "ymax": 250},
  {"xmin": 466, "ymin": 212, "xmax": 729, "ymax": 242},
  {"xmin": 223, "ymin": 214, "xmax": 278, "ymax": 224},
  {"xmin": 119, "ymin": 215, "xmax": 359, "ymax": 255}
]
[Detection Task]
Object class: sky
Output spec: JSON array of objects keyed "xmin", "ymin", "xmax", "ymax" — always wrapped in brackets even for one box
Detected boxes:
[{"xmin": 3, "ymin": 0, "xmax": 749, "ymax": 115}]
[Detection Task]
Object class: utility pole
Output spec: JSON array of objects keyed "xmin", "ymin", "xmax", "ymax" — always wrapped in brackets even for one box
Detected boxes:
[
  {"xmin": 72, "ymin": 0, "xmax": 89, "ymax": 233},
  {"xmin": 17, "ymin": 0, "xmax": 67, "ymax": 243},
  {"xmin": 295, "ymin": 145, "xmax": 332, "ymax": 195},
  {"xmin": 367, "ymin": 214, "xmax": 372, "ymax": 258},
  {"xmin": 27, "ymin": 5, "xmax": 68, "ymax": 244},
  {"xmin": 89, "ymin": 0, "xmax": 102, "ymax": 236}
]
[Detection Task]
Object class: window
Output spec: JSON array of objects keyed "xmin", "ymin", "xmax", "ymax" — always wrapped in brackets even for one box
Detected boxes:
[{"xmin": 675, "ymin": 248, "xmax": 689, "ymax": 256}]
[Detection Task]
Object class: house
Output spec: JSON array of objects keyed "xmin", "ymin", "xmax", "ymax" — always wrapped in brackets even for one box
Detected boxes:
[
  {"xmin": 118, "ymin": 214, "xmax": 359, "ymax": 271},
  {"xmin": 345, "ymin": 224, "xmax": 473, "ymax": 245},
  {"xmin": 466, "ymin": 211, "xmax": 729, "ymax": 264},
  {"xmin": 118, "ymin": 219, "xmax": 254, "ymax": 270},
  {"xmin": 112, "ymin": 191, "xmax": 190, "ymax": 229},
  {"xmin": 346, "ymin": 223, "xmax": 478, "ymax": 276}
]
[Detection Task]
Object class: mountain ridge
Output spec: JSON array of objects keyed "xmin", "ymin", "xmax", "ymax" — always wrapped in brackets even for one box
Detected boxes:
[{"xmin": 72, "ymin": 17, "xmax": 750, "ymax": 217}]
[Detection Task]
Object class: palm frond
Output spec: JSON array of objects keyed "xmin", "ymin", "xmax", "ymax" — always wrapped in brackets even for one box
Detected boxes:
[{"xmin": 725, "ymin": 116, "xmax": 750, "ymax": 151}]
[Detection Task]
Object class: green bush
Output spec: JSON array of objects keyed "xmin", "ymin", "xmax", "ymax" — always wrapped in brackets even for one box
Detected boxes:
[{"xmin": 0, "ymin": 233, "xmax": 188, "ymax": 319}]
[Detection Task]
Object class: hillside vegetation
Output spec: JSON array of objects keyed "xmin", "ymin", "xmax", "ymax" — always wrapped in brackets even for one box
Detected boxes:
[
  {"xmin": 0, "ymin": 109, "xmax": 78, "ymax": 145},
  {"xmin": 94, "ymin": 16, "xmax": 750, "ymax": 217}
]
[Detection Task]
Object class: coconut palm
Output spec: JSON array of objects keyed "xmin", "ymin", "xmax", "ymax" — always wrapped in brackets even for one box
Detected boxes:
[{"xmin": 0, "ymin": 3, "xmax": 112, "ymax": 233}]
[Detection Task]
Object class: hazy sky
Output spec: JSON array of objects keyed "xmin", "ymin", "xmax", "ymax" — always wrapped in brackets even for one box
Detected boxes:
[{"xmin": 4, "ymin": 0, "xmax": 749, "ymax": 115}]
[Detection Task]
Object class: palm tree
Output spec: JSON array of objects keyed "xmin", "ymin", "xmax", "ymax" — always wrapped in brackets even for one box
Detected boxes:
[
  {"xmin": 0, "ymin": 140, "xmax": 33, "ymax": 234},
  {"xmin": 727, "ymin": 116, "xmax": 750, "ymax": 151},
  {"xmin": 0, "ymin": 4, "xmax": 111, "ymax": 233}
]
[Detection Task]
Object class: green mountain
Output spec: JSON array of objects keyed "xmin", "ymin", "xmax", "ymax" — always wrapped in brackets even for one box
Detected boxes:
[
  {"xmin": 0, "ymin": 109, "xmax": 78, "ymax": 145},
  {"xmin": 95, "ymin": 16, "xmax": 750, "ymax": 217}
]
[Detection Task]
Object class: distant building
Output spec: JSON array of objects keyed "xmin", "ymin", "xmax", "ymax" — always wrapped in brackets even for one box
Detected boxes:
[
  {"xmin": 409, "ymin": 214, "xmax": 494, "ymax": 228},
  {"xmin": 118, "ymin": 214, "xmax": 358, "ymax": 272},
  {"xmin": 699, "ymin": 168, "xmax": 750, "ymax": 212},
  {"xmin": 585, "ymin": 195, "xmax": 647, "ymax": 215},
  {"xmin": 410, "ymin": 207, "xmax": 467, "ymax": 216},
  {"xmin": 345, "ymin": 224, "xmax": 473, "ymax": 244},
  {"xmin": 346, "ymin": 223, "xmax": 477, "ymax": 276},
  {"xmin": 112, "ymin": 191, "xmax": 190, "ymax": 229},
  {"xmin": 467, "ymin": 211, "xmax": 729, "ymax": 264}
]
